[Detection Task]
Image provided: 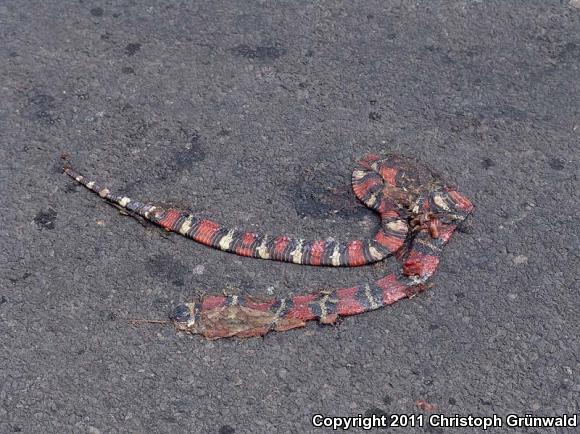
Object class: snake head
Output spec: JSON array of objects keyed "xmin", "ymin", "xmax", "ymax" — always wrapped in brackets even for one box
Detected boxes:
[
  {"xmin": 429, "ymin": 189, "xmax": 474, "ymax": 224},
  {"xmin": 170, "ymin": 303, "xmax": 197, "ymax": 332},
  {"xmin": 406, "ymin": 187, "xmax": 474, "ymax": 237}
]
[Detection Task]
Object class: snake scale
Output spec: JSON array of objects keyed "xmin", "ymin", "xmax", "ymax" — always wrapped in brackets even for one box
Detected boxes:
[{"xmin": 64, "ymin": 154, "xmax": 473, "ymax": 339}]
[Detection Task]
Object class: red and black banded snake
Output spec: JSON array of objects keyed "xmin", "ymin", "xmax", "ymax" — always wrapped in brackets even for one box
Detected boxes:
[{"xmin": 64, "ymin": 154, "xmax": 473, "ymax": 339}]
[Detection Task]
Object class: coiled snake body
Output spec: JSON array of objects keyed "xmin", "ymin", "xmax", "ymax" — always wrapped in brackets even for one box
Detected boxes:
[{"xmin": 64, "ymin": 154, "xmax": 473, "ymax": 339}]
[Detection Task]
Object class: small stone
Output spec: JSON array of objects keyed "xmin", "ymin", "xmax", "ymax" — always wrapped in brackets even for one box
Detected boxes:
[
  {"xmin": 513, "ymin": 255, "xmax": 528, "ymax": 265},
  {"xmin": 193, "ymin": 265, "xmax": 205, "ymax": 275}
]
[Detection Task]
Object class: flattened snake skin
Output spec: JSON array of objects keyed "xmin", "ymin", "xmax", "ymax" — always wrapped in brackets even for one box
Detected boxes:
[{"xmin": 64, "ymin": 154, "xmax": 473, "ymax": 339}]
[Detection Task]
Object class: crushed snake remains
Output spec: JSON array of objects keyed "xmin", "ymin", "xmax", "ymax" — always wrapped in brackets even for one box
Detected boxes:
[{"xmin": 63, "ymin": 154, "xmax": 473, "ymax": 339}]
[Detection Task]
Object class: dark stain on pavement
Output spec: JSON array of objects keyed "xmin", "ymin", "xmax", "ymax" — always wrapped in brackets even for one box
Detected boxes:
[
  {"xmin": 34, "ymin": 209, "xmax": 58, "ymax": 230},
  {"xmin": 125, "ymin": 42, "xmax": 142, "ymax": 56}
]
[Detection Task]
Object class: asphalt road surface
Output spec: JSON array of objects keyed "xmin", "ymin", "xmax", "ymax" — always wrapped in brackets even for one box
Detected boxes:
[{"xmin": 1, "ymin": 1, "xmax": 578, "ymax": 433}]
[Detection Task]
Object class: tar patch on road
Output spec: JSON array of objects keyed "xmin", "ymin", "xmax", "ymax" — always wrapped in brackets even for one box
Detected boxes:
[{"xmin": 146, "ymin": 255, "xmax": 188, "ymax": 287}]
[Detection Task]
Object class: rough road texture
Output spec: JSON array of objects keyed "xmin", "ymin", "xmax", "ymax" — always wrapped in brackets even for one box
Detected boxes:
[{"xmin": 1, "ymin": 1, "xmax": 578, "ymax": 433}]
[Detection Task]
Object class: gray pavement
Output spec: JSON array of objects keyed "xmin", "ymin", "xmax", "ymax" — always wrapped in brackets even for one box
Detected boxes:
[{"xmin": 1, "ymin": 1, "xmax": 578, "ymax": 433}]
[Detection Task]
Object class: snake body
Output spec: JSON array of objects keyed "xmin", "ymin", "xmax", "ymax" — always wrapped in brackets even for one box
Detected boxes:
[{"xmin": 64, "ymin": 154, "xmax": 473, "ymax": 339}]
